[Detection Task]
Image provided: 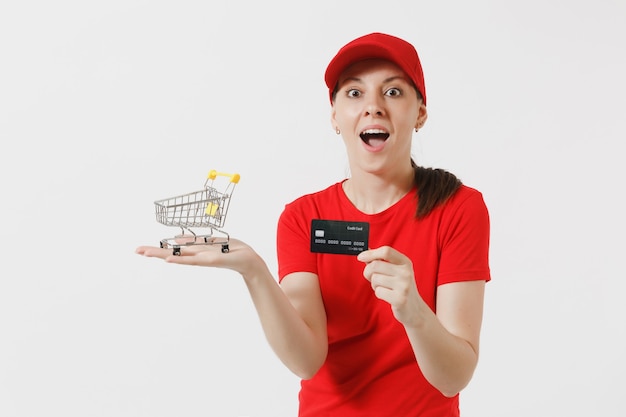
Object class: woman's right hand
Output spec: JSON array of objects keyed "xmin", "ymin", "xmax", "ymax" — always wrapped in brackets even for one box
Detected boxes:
[{"xmin": 135, "ymin": 238, "xmax": 266, "ymax": 279}]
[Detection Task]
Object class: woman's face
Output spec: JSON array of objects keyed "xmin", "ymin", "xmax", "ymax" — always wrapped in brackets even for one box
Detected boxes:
[{"xmin": 331, "ymin": 59, "xmax": 427, "ymax": 178}]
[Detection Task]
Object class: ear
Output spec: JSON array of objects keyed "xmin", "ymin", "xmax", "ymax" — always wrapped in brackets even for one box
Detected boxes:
[
  {"xmin": 331, "ymin": 107, "xmax": 339, "ymax": 133},
  {"xmin": 415, "ymin": 103, "xmax": 428, "ymax": 130}
]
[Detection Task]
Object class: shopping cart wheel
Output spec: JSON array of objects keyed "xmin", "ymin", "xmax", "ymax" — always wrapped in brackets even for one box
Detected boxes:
[
  {"xmin": 221, "ymin": 244, "xmax": 229, "ymax": 253},
  {"xmin": 173, "ymin": 246, "xmax": 181, "ymax": 256}
]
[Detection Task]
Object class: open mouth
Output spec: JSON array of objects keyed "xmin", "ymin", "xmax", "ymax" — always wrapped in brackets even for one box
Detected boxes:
[{"xmin": 360, "ymin": 129, "xmax": 390, "ymax": 148}]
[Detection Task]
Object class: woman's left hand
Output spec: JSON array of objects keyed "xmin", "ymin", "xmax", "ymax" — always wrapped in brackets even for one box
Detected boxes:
[{"xmin": 357, "ymin": 246, "xmax": 425, "ymax": 327}]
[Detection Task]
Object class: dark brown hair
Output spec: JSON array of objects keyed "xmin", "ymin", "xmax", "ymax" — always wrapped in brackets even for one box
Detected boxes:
[{"xmin": 411, "ymin": 158, "xmax": 462, "ymax": 219}]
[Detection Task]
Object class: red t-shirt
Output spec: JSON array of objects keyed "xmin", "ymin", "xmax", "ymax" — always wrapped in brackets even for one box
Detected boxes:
[{"xmin": 277, "ymin": 181, "xmax": 491, "ymax": 417}]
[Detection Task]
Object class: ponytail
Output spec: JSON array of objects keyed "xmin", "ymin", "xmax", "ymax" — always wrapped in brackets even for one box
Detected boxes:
[{"xmin": 411, "ymin": 159, "xmax": 462, "ymax": 219}]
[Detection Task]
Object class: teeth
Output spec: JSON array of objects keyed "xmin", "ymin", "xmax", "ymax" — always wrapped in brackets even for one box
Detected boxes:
[{"xmin": 362, "ymin": 129, "xmax": 387, "ymax": 135}]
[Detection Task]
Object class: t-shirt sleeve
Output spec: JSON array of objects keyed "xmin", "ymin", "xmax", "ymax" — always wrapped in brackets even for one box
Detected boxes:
[
  {"xmin": 437, "ymin": 188, "xmax": 491, "ymax": 285},
  {"xmin": 276, "ymin": 201, "xmax": 318, "ymax": 282}
]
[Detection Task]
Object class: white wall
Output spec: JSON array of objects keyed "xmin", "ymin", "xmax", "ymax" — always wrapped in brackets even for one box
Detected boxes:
[{"xmin": 1, "ymin": 1, "xmax": 624, "ymax": 416}]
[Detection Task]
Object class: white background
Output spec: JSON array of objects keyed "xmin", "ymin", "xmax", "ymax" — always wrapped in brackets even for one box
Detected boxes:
[{"xmin": 1, "ymin": 1, "xmax": 625, "ymax": 416}]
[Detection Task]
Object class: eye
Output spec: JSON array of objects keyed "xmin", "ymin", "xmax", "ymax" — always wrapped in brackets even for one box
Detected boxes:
[
  {"xmin": 385, "ymin": 87, "xmax": 402, "ymax": 97},
  {"xmin": 346, "ymin": 88, "xmax": 361, "ymax": 98}
]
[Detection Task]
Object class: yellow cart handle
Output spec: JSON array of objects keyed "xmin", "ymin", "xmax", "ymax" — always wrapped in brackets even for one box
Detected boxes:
[{"xmin": 208, "ymin": 170, "xmax": 240, "ymax": 184}]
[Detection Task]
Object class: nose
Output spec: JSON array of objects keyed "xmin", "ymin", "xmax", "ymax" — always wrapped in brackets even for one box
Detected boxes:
[{"xmin": 364, "ymin": 94, "xmax": 385, "ymax": 117}]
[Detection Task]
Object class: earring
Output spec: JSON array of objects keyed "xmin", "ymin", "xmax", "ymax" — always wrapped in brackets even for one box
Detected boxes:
[
  {"xmin": 336, "ymin": 128, "xmax": 341, "ymax": 135},
  {"xmin": 415, "ymin": 127, "xmax": 419, "ymax": 132}
]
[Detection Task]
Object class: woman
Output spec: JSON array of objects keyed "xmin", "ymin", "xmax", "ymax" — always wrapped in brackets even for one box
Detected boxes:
[{"xmin": 137, "ymin": 32, "xmax": 491, "ymax": 417}]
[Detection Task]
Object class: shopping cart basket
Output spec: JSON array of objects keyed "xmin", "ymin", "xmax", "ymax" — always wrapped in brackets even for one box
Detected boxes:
[{"xmin": 154, "ymin": 170, "xmax": 240, "ymax": 255}]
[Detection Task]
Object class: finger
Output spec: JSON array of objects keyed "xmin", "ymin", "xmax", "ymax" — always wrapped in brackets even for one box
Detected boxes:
[
  {"xmin": 362, "ymin": 260, "xmax": 395, "ymax": 282},
  {"xmin": 163, "ymin": 246, "xmax": 227, "ymax": 267},
  {"xmin": 368, "ymin": 268, "xmax": 399, "ymax": 290},
  {"xmin": 135, "ymin": 246, "xmax": 176, "ymax": 259},
  {"xmin": 358, "ymin": 246, "xmax": 395, "ymax": 263},
  {"xmin": 372, "ymin": 284, "xmax": 395, "ymax": 302},
  {"xmin": 358, "ymin": 246, "xmax": 409, "ymax": 267}
]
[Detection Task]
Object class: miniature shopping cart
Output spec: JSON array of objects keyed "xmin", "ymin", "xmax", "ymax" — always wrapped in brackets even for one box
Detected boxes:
[{"xmin": 154, "ymin": 170, "xmax": 240, "ymax": 255}]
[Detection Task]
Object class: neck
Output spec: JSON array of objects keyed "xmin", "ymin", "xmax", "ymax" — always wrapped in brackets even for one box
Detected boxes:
[{"xmin": 343, "ymin": 167, "xmax": 414, "ymax": 214}]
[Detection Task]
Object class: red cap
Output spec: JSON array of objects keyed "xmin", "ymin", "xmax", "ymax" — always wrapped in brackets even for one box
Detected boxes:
[{"xmin": 324, "ymin": 32, "xmax": 426, "ymax": 105}]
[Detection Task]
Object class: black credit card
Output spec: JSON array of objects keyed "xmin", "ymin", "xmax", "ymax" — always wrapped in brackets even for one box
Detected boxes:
[{"xmin": 310, "ymin": 219, "xmax": 369, "ymax": 255}]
